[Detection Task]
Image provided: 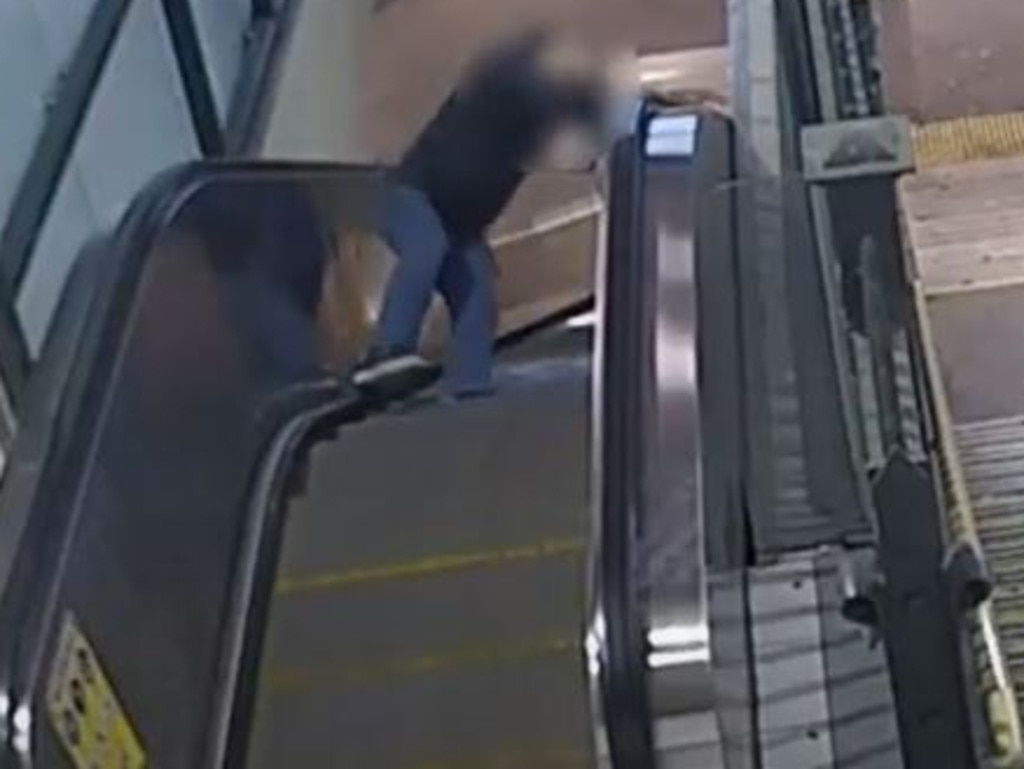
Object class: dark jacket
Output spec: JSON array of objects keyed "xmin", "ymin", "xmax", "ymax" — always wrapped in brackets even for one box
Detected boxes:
[{"xmin": 395, "ymin": 32, "xmax": 605, "ymax": 242}]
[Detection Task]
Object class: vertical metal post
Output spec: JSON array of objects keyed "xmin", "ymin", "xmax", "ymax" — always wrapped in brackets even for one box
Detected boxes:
[
  {"xmin": 251, "ymin": 0, "xmax": 277, "ymax": 20},
  {"xmin": 0, "ymin": 296, "xmax": 28, "ymax": 409},
  {"xmin": 872, "ymin": 453, "xmax": 979, "ymax": 768},
  {"xmin": 159, "ymin": 0, "xmax": 226, "ymax": 156}
]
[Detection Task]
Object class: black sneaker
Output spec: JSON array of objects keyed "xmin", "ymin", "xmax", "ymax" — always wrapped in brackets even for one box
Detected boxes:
[{"xmin": 350, "ymin": 348, "xmax": 434, "ymax": 393}]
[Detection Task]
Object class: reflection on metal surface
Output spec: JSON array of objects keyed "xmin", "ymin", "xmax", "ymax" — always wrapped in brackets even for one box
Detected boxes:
[
  {"xmin": 586, "ymin": 610, "xmax": 606, "ymax": 679},
  {"xmin": 646, "ymin": 114, "xmax": 699, "ymax": 158},
  {"xmin": 642, "ymin": 119, "xmax": 720, "ymax": 764},
  {"xmin": 12, "ymin": 702, "xmax": 31, "ymax": 756},
  {"xmin": 647, "ymin": 624, "xmax": 711, "ymax": 670},
  {"xmin": 567, "ymin": 309, "xmax": 597, "ymax": 329}
]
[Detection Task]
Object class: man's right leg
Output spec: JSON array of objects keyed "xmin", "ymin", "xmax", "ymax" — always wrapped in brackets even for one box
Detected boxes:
[
  {"xmin": 437, "ymin": 239, "xmax": 497, "ymax": 397},
  {"xmin": 352, "ymin": 185, "xmax": 449, "ymax": 387}
]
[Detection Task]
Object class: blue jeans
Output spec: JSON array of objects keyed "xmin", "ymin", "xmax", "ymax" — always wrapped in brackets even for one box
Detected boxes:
[{"xmin": 373, "ymin": 185, "xmax": 496, "ymax": 394}]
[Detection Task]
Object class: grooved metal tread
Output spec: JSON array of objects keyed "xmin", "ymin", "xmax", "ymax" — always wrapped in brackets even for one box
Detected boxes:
[
  {"xmin": 955, "ymin": 417, "xmax": 1024, "ymax": 729},
  {"xmin": 247, "ymin": 326, "xmax": 596, "ymax": 769}
]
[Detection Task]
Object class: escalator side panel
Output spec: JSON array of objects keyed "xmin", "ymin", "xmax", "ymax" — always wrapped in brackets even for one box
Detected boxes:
[
  {"xmin": 692, "ymin": 115, "xmax": 760, "ymax": 769},
  {"xmin": 2, "ymin": 181, "xmax": 340, "ymax": 769}
]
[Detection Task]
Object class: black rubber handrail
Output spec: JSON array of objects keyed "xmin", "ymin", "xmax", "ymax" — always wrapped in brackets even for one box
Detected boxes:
[{"xmin": 595, "ymin": 112, "xmax": 658, "ymax": 767}]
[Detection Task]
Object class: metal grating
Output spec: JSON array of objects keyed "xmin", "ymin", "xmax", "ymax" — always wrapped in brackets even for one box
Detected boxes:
[
  {"xmin": 911, "ymin": 279, "xmax": 1024, "ymax": 763},
  {"xmin": 958, "ymin": 417, "xmax": 1024, "ymax": 748}
]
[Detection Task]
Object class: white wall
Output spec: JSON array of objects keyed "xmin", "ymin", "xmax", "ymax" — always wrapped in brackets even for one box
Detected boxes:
[{"xmin": 260, "ymin": 0, "xmax": 374, "ymax": 162}]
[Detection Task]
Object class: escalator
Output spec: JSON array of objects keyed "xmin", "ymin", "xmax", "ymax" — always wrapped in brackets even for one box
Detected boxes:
[
  {"xmin": 2, "ymin": 11, "xmax": 1016, "ymax": 765},
  {"xmin": 0, "ymin": 109, "xmax": 747, "ymax": 769},
  {"xmin": 2, "ymin": 10, "xmax": 1011, "ymax": 762}
]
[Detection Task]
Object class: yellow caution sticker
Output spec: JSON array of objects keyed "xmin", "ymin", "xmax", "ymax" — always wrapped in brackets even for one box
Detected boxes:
[{"xmin": 47, "ymin": 614, "xmax": 146, "ymax": 769}]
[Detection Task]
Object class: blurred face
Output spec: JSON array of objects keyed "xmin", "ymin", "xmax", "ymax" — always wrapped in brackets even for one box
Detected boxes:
[
  {"xmin": 536, "ymin": 33, "xmax": 639, "ymax": 101},
  {"xmin": 536, "ymin": 33, "xmax": 603, "ymax": 87}
]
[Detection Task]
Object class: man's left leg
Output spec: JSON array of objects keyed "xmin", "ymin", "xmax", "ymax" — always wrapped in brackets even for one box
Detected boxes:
[{"xmin": 437, "ymin": 239, "xmax": 497, "ymax": 397}]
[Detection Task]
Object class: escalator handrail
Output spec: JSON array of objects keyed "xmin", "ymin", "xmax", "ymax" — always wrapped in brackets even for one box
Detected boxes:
[{"xmin": 591, "ymin": 107, "xmax": 658, "ymax": 767}]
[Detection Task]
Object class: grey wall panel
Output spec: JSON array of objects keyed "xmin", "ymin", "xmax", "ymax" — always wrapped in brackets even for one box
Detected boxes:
[
  {"xmin": 73, "ymin": 0, "xmax": 199, "ymax": 223},
  {"xmin": 0, "ymin": 4, "xmax": 56, "ymax": 225},
  {"xmin": 0, "ymin": 0, "xmax": 101, "ymax": 232},
  {"xmin": 29, "ymin": 0, "xmax": 96, "ymax": 74},
  {"xmin": 16, "ymin": 0, "xmax": 200, "ymax": 354},
  {"xmin": 16, "ymin": 169, "xmax": 99, "ymax": 354}
]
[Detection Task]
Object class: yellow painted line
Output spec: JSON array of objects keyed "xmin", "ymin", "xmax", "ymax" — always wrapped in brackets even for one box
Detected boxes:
[
  {"xmin": 268, "ymin": 634, "xmax": 577, "ymax": 692},
  {"xmin": 276, "ymin": 537, "xmax": 586, "ymax": 594},
  {"xmin": 914, "ymin": 112, "xmax": 1024, "ymax": 169},
  {"xmin": 410, "ymin": 744, "xmax": 590, "ymax": 769},
  {"xmin": 249, "ymin": 742, "xmax": 589, "ymax": 769}
]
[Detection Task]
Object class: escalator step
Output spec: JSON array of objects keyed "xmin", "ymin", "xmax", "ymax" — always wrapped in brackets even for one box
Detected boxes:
[
  {"xmin": 954, "ymin": 419, "xmax": 1024, "ymax": 739},
  {"xmin": 249, "ymin": 334, "xmax": 595, "ymax": 769}
]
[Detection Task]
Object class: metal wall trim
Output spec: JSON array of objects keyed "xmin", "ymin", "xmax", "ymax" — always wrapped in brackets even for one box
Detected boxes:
[
  {"xmin": 0, "ymin": 296, "xmax": 29, "ymax": 408},
  {"xmin": 224, "ymin": 0, "xmax": 304, "ymax": 156},
  {"xmin": 158, "ymin": 0, "xmax": 227, "ymax": 156}
]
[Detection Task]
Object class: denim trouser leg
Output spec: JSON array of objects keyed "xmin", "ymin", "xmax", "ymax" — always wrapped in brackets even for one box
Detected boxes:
[
  {"xmin": 372, "ymin": 186, "xmax": 449, "ymax": 353},
  {"xmin": 438, "ymin": 240, "xmax": 496, "ymax": 394}
]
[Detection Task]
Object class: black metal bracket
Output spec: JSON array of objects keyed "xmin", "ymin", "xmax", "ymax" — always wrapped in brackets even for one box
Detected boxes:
[
  {"xmin": 871, "ymin": 450, "xmax": 980, "ymax": 769},
  {"xmin": 944, "ymin": 541, "xmax": 992, "ymax": 616},
  {"xmin": 837, "ymin": 545, "xmax": 883, "ymax": 630}
]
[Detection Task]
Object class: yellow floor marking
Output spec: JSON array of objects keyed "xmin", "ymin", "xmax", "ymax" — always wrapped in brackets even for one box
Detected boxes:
[
  {"xmin": 914, "ymin": 112, "xmax": 1024, "ymax": 168},
  {"xmin": 268, "ymin": 634, "xmax": 577, "ymax": 692},
  {"xmin": 47, "ymin": 615, "xmax": 146, "ymax": 769},
  {"xmin": 410, "ymin": 744, "xmax": 590, "ymax": 769},
  {"xmin": 276, "ymin": 537, "xmax": 586, "ymax": 594}
]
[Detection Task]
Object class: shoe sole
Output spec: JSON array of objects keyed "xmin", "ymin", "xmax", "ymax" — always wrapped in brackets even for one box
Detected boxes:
[
  {"xmin": 352, "ymin": 355, "xmax": 428, "ymax": 387},
  {"xmin": 353, "ymin": 357, "xmax": 437, "ymax": 401}
]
